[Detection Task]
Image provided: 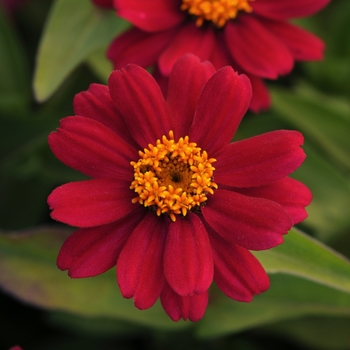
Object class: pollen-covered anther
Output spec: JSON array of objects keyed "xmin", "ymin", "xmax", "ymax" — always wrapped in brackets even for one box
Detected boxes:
[
  {"xmin": 130, "ymin": 131, "xmax": 217, "ymax": 221},
  {"xmin": 181, "ymin": 0, "xmax": 253, "ymax": 28}
]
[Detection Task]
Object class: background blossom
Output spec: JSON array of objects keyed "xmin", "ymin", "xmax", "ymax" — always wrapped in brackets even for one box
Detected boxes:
[{"xmin": 93, "ymin": 0, "xmax": 330, "ymax": 111}]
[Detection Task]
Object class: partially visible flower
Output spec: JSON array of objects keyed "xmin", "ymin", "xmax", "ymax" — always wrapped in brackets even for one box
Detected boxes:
[
  {"xmin": 94, "ymin": 0, "xmax": 329, "ymax": 112},
  {"xmin": 48, "ymin": 54, "xmax": 311, "ymax": 321}
]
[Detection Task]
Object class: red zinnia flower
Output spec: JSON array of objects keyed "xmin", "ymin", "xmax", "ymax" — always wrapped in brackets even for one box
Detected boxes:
[
  {"xmin": 92, "ymin": 0, "xmax": 329, "ymax": 112},
  {"xmin": 48, "ymin": 54, "xmax": 311, "ymax": 321}
]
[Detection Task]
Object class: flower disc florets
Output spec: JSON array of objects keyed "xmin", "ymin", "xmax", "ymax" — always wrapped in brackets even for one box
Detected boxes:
[
  {"xmin": 130, "ymin": 131, "xmax": 218, "ymax": 221},
  {"xmin": 181, "ymin": 0, "xmax": 253, "ymax": 28}
]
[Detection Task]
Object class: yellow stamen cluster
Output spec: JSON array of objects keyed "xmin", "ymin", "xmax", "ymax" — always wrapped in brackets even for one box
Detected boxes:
[
  {"xmin": 130, "ymin": 131, "xmax": 218, "ymax": 222},
  {"xmin": 181, "ymin": 0, "xmax": 253, "ymax": 28}
]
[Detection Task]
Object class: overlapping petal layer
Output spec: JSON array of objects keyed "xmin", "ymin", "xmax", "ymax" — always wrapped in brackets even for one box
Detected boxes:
[
  {"xmin": 49, "ymin": 116, "xmax": 136, "ymax": 180},
  {"xmin": 202, "ymin": 189, "xmax": 293, "ymax": 250},
  {"xmin": 214, "ymin": 130, "xmax": 305, "ymax": 187},
  {"xmin": 48, "ymin": 179, "xmax": 136, "ymax": 227},
  {"xmin": 117, "ymin": 214, "xmax": 167, "ymax": 309},
  {"xmin": 164, "ymin": 213, "xmax": 213, "ymax": 296}
]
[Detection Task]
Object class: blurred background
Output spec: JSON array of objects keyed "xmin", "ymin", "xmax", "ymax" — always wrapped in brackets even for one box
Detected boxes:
[{"xmin": 1, "ymin": 0, "xmax": 350, "ymax": 349}]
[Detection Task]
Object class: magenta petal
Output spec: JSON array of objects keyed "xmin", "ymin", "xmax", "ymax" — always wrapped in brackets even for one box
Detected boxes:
[
  {"xmin": 189, "ymin": 66, "xmax": 251, "ymax": 155},
  {"xmin": 73, "ymin": 84, "xmax": 135, "ymax": 146},
  {"xmin": 160, "ymin": 283, "xmax": 208, "ymax": 321},
  {"xmin": 159, "ymin": 23, "xmax": 216, "ymax": 76},
  {"xmin": 115, "ymin": 0, "xmax": 184, "ymax": 32},
  {"xmin": 262, "ymin": 19, "xmax": 325, "ymax": 61},
  {"xmin": 210, "ymin": 233, "xmax": 269, "ymax": 302},
  {"xmin": 108, "ymin": 64, "xmax": 171, "ymax": 148},
  {"xmin": 48, "ymin": 116, "xmax": 136, "ymax": 180},
  {"xmin": 164, "ymin": 213, "xmax": 213, "ymax": 296},
  {"xmin": 252, "ymin": 0, "xmax": 330, "ymax": 20},
  {"xmin": 166, "ymin": 54, "xmax": 216, "ymax": 138},
  {"xmin": 248, "ymin": 75, "xmax": 271, "ymax": 112},
  {"xmin": 117, "ymin": 214, "xmax": 167, "ymax": 309},
  {"xmin": 57, "ymin": 207, "xmax": 145, "ymax": 277},
  {"xmin": 107, "ymin": 27, "xmax": 177, "ymax": 70},
  {"xmin": 48, "ymin": 178, "xmax": 136, "ymax": 228},
  {"xmin": 215, "ymin": 130, "xmax": 306, "ymax": 188},
  {"xmin": 209, "ymin": 36, "xmax": 234, "ymax": 70},
  {"xmin": 225, "ymin": 17, "xmax": 294, "ymax": 79},
  {"xmin": 202, "ymin": 189, "xmax": 293, "ymax": 250},
  {"xmin": 236, "ymin": 177, "xmax": 312, "ymax": 224}
]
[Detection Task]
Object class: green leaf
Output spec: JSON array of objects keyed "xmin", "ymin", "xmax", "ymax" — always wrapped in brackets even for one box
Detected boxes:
[
  {"xmin": 292, "ymin": 145, "xmax": 350, "ymax": 242},
  {"xmin": 197, "ymin": 274, "xmax": 350, "ymax": 338},
  {"xmin": 0, "ymin": 228, "xmax": 190, "ymax": 330},
  {"xmin": 254, "ymin": 228, "xmax": 350, "ymax": 294},
  {"xmin": 33, "ymin": 0, "xmax": 129, "ymax": 102},
  {"xmin": 271, "ymin": 86, "xmax": 350, "ymax": 172},
  {"xmin": 0, "ymin": 6, "xmax": 30, "ymax": 112},
  {"xmin": 86, "ymin": 47, "xmax": 113, "ymax": 84}
]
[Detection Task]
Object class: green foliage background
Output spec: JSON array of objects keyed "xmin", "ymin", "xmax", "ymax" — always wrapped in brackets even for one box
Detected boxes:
[{"xmin": 1, "ymin": 0, "xmax": 350, "ymax": 349}]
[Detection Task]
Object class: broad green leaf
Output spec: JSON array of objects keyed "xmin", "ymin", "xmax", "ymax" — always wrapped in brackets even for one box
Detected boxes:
[
  {"xmin": 272, "ymin": 86, "xmax": 350, "ymax": 171},
  {"xmin": 292, "ymin": 145, "xmax": 350, "ymax": 242},
  {"xmin": 86, "ymin": 47, "xmax": 113, "ymax": 84},
  {"xmin": 197, "ymin": 274, "xmax": 350, "ymax": 338},
  {"xmin": 0, "ymin": 228, "xmax": 190, "ymax": 330},
  {"xmin": 33, "ymin": 0, "xmax": 129, "ymax": 102},
  {"xmin": 254, "ymin": 228, "xmax": 350, "ymax": 294},
  {"xmin": 0, "ymin": 6, "xmax": 30, "ymax": 112}
]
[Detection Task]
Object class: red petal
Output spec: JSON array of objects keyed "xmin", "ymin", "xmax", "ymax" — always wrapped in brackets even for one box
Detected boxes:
[
  {"xmin": 189, "ymin": 67, "xmax": 251, "ymax": 156},
  {"xmin": 248, "ymin": 75, "xmax": 271, "ymax": 112},
  {"xmin": 73, "ymin": 84, "xmax": 136, "ymax": 146},
  {"xmin": 209, "ymin": 35, "xmax": 235, "ymax": 70},
  {"xmin": 160, "ymin": 283, "xmax": 208, "ymax": 321},
  {"xmin": 225, "ymin": 17, "xmax": 294, "ymax": 79},
  {"xmin": 48, "ymin": 116, "xmax": 136, "ymax": 180},
  {"xmin": 202, "ymin": 189, "xmax": 293, "ymax": 250},
  {"xmin": 214, "ymin": 130, "xmax": 306, "ymax": 188},
  {"xmin": 262, "ymin": 19, "xmax": 325, "ymax": 61},
  {"xmin": 117, "ymin": 214, "xmax": 167, "ymax": 309},
  {"xmin": 236, "ymin": 177, "xmax": 312, "ymax": 224},
  {"xmin": 252, "ymin": 0, "xmax": 330, "ymax": 20},
  {"xmin": 48, "ymin": 179, "xmax": 136, "ymax": 228},
  {"xmin": 57, "ymin": 207, "xmax": 145, "ymax": 277},
  {"xmin": 164, "ymin": 213, "xmax": 213, "ymax": 296},
  {"xmin": 115, "ymin": 0, "xmax": 183, "ymax": 32},
  {"xmin": 107, "ymin": 27, "xmax": 176, "ymax": 70},
  {"xmin": 210, "ymin": 232, "xmax": 269, "ymax": 302},
  {"xmin": 159, "ymin": 23, "xmax": 216, "ymax": 76},
  {"xmin": 108, "ymin": 64, "xmax": 171, "ymax": 148},
  {"xmin": 166, "ymin": 54, "xmax": 216, "ymax": 138}
]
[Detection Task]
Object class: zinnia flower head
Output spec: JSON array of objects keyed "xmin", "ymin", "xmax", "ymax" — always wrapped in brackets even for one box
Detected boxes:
[
  {"xmin": 48, "ymin": 54, "xmax": 312, "ymax": 321},
  {"xmin": 92, "ymin": 0, "xmax": 329, "ymax": 112}
]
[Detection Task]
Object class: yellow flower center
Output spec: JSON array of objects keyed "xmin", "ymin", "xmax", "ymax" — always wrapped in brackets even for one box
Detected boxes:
[
  {"xmin": 130, "ymin": 131, "xmax": 218, "ymax": 222},
  {"xmin": 181, "ymin": 0, "xmax": 253, "ymax": 28}
]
